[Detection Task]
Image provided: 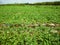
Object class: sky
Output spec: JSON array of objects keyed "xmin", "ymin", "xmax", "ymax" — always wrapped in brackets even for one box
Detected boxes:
[{"xmin": 0, "ymin": 0, "xmax": 60, "ymax": 4}]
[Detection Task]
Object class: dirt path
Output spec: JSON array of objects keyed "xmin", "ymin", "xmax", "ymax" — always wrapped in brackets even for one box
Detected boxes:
[{"xmin": 0, "ymin": 23, "xmax": 60, "ymax": 28}]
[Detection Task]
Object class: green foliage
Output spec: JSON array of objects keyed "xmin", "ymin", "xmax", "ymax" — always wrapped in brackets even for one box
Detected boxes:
[{"xmin": 0, "ymin": 5, "xmax": 60, "ymax": 45}]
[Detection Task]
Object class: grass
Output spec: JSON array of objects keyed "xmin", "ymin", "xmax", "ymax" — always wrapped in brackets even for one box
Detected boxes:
[{"xmin": 0, "ymin": 5, "xmax": 60, "ymax": 45}]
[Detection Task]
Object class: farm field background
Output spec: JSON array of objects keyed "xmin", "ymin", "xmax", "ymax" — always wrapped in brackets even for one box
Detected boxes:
[{"xmin": 0, "ymin": 5, "xmax": 60, "ymax": 45}]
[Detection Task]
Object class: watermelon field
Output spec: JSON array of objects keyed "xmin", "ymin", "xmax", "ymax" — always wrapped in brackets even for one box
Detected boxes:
[{"xmin": 0, "ymin": 5, "xmax": 60, "ymax": 45}]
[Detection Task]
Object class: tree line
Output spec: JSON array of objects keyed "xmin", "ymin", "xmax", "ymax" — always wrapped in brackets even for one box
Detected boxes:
[
  {"xmin": 0, "ymin": 1, "xmax": 60, "ymax": 5},
  {"xmin": 34, "ymin": 1, "xmax": 60, "ymax": 5}
]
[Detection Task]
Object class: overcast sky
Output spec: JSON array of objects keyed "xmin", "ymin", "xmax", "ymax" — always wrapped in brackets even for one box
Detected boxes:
[{"xmin": 0, "ymin": 0, "xmax": 60, "ymax": 4}]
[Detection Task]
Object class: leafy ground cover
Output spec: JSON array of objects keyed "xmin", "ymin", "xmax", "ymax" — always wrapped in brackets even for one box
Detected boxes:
[{"xmin": 0, "ymin": 5, "xmax": 60, "ymax": 45}]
